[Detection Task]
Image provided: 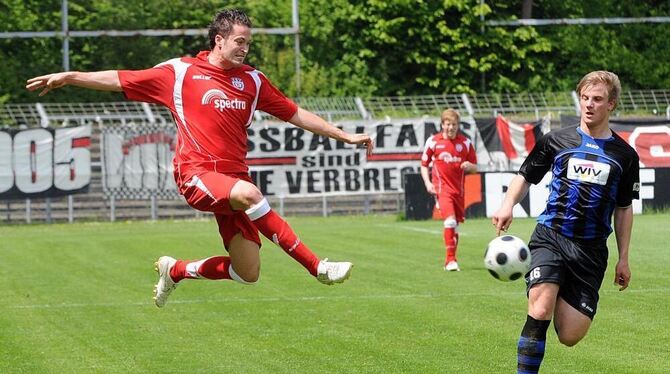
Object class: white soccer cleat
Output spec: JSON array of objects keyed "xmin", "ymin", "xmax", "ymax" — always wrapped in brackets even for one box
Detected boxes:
[
  {"xmin": 153, "ymin": 256, "xmax": 178, "ymax": 308},
  {"xmin": 316, "ymin": 258, "xmax": 353, "ymax": 285},
  {"xmin": 445, "ymin": 261, "xmax": 461, "ymax": 272}
]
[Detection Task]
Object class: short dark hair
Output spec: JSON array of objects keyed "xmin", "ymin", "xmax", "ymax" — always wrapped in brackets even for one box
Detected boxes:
[{"xmin": 208, "ymin": 9, "xmax": 252, "ymax": 49}]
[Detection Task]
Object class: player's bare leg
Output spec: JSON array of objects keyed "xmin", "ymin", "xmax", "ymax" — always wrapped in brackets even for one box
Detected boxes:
[
  {"xmin": 528, "ymin": 283, "xmax": 560, "ymax": 320},
  {"xmin": 152, "ymin": 235, "xmax": 260, "ymax": 308},
  {"xmin": 230, "ymin": 180, "xmax": 353, "ymax": 284},
  {"xmin": 553, "ymin": 297, "xmax": 592, "ymax": 346},
  {"xmin": 228, "ymin": 233, "xmax": 261, "ymax": 284}
]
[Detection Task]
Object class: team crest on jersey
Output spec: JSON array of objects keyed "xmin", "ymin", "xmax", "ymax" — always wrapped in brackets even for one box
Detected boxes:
[
  {"xmin": 455, "ymin": 143, "xmax": 463, "ymax": 152},
  {"xmin": 567, "ymin": 158, "xmax": 610, "ymax": 185},
  {"xmin": 231, "ymin": 77, "xmax": 245, "ymax": 90}
]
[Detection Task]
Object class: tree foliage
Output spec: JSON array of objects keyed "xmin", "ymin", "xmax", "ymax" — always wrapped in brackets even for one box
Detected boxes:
[{"xmin": 1, "ymin": 0, "xmax": 670, "ymax": 104}]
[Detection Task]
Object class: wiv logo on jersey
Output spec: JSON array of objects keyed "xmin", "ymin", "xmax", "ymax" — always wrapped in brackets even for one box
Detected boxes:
[
  {"xmin": 567, "ymin": 158, "xmax": 611, "ymax": 185},
  {"xmin": 201, "ymin": 89, "xmax": 246, "ymax": 111}
]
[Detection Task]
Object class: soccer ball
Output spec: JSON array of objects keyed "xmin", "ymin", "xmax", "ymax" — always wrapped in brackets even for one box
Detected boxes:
[{"xmin": 484, "ymin": 235, "xmax": 531, "ymax": 282}]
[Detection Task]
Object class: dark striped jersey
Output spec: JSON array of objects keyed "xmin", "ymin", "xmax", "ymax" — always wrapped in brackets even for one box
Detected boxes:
[{"xmin": 519, "ymin": 126, "xmax": 640, "ymax": 240}]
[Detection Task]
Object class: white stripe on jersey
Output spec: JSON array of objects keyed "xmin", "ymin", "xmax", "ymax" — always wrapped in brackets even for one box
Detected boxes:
[
  {"xmin": 244, "ymin": 70, "xmax": 262, "ymax": 128},
  {"xmin": 421, "ymin": 136, "xmax": 436, "ymax": 164},
  {"xmin": 160, "ymin": 58, "xmax": 211, "ymax": 160}
]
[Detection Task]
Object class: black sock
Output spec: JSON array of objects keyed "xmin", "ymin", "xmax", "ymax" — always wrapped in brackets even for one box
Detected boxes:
[{"xmin": 517, "ymin": 315, "xmax": 551, "ymax": 374}]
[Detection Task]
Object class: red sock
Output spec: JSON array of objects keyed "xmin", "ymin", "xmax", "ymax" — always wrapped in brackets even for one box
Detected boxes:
[
  {"xmin": 170, "ymin": 256, "xmax": 232, "ymax": 282},
  {"xmin": 443, "ymin": 227, "xmax": 457, "ymax": 263},
  {"xmin": 247, "ymin": 199, "xmax": 320, "ymax": 276}
]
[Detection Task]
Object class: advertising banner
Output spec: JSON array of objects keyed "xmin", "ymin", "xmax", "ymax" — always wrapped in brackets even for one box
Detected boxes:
[
  {"xmin": 0, "ymin": 125, "xmax": 91, "ymax": 199},
  {"xmin": 99, "ymin": 115, "xmax": 669, "ymax": 200}
]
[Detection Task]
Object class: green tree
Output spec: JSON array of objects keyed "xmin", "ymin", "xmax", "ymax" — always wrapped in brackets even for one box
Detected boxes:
[{"xmin": 2, "ymin": 0, "xmax": 670, "ymax": 104}]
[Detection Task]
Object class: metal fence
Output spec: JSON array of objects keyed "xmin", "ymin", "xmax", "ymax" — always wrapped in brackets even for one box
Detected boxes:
[
  {"xmin": 1, "ymin": 91, "xmax": 669, "ymax": 224},
  {"xmin": 4, "ymin": 90, "xmax": 670, "ymax": 127}
]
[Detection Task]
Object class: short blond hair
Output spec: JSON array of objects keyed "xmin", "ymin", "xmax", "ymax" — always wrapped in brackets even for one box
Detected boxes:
[
  {"xmin": 576, "ymin": 70, "xmax": 621, "ymax": 110},
  {"xmin": 441, "ymin": 108, "xmax": 460, "ymax": 123}
]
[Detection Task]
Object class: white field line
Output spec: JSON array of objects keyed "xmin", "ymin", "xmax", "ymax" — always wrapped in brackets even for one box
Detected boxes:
[
  {"xmin": 374, "ymin": 223, "xmax": 468, "ymax": 236},
  {"xmin": 4, "ymin": 288, "xmax": 668, "ymax": 310}
]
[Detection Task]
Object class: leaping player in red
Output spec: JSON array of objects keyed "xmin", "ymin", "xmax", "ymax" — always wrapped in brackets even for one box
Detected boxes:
[
  {"xmin": 420, "ymin": 109, "xmax": 477, "ymax": 271},
  {"xmin": 26, "ymin": 9, "xmax": 373, "ymax": 307}
]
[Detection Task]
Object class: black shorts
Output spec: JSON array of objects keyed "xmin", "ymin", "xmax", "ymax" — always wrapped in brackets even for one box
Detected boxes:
[{"xmin": 525, "ymin": 224, "xmax": 609, "ymax": 319}]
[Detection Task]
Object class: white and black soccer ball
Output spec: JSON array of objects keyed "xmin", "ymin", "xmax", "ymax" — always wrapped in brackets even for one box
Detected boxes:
[{"xmin": 484, "ymin": 235, "xmax": 531, "ymax": 282}]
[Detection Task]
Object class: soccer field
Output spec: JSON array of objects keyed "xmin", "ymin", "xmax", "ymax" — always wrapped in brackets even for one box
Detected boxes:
[{"xmin": 1, "ymin": 213, "xmax": 668, "ymax": 373}]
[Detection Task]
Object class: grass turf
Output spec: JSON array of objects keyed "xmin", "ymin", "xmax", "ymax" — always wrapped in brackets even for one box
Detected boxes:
[{"xmin": 1, "ymin": 213, "xmax": 668, "ymax": 373}]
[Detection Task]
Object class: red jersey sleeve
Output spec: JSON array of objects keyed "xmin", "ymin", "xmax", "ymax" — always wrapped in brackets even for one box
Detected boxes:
[
  {"xmin": 421, "ymin": 136, "xmax": 436, "ymax": 167},
  {"xmin": 256, "ymin": 73, "xmax": 298, "ymax": 122},
  {"xmin": 118, "ymin": 64, "xmax": 176, "ymax": 107}
]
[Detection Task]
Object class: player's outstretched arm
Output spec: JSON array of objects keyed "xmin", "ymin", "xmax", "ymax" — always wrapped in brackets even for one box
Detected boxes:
[
  {"xmin": 613, "ymin": 205, "xmax": 633, "ymax": 291},
  {"xmin": 491, "ymin": 174, "xmax": 530, "ymax": 236},
  {"xmin": 288, "ymin": 107, "xmax": 373, "ymax": 156},
  {"xmin": 26, "ymin": 71, "xmax": 122, "ymax": 96}
]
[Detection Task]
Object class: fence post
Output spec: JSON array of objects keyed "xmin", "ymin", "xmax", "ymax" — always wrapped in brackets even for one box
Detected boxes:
[
  {"xmin": 110, "ymin": 196, "xmax": 116, "ymax": 222},
  {"xmin": 68, "ymin": 195, "xmax": 74, "ymax": 223},
  {"xmin": 151, "ymin": 195, "xmax": 157, "ymax": 221},
  {"xmin": 35, "ymin": 103, "xmax": 50, "ymax": 128},
  {"xmin": 46, "ymin": 197, "xmax": 52, "ymax": 223},
  {"xmin": 364, "ymin": 194, "xmax": 370, "ymax": 215},
  {"xmin": 279, "ymin": 195, "xmax": 285, "ymax": 216},
  {"xmin": 25, "ymin": 198, "xmax": 31, "ymax": 224},
  {"xmin": 322, "ymin": 195, "xmax": 328, "ymax": 217},
  {"xmin": 354, "ymin": 97, "xmax": 370, "ymax": 119},
  {"xmin": 461, "ymin": 93, "xmax": 474, "ymax": 117},
  {"xmin": 571, "ymin": 91, "xmax": 580, "ymax": 115}
]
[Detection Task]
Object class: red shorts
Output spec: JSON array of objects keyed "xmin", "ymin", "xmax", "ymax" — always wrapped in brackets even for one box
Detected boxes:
[
  {"xmin": 178, "ymin": 170, "xmax": 261, "ymax": 249},
  {"xmin": 435, "ymin": 193, "xmax": 465, "ymax": 223}
]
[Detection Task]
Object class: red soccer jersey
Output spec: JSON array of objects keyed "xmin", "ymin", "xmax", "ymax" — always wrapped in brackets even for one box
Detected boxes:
[
  {"xmin": 118, "ymin": 51, "xmax": 298, "ymax": 179},
  {"xmin": 421, "ymin": 133, "xmax": 477, "ymax": 196}
]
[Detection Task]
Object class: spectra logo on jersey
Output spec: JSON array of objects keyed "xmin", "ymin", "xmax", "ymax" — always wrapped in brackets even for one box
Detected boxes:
[
  {"xmin": 567, "ymin": 158, "xmax": 611, "ymax": 185},
  {"xmin": 201, "ymin": 89, "xmax": 246, "ymax": 111},
  {"xmin": 437, "ymin": 152, "xmax": 462, "ymax": 163}
]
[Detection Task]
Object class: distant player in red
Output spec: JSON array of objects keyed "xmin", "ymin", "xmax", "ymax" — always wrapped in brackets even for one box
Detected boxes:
[
  {"xmin": 420, "ymin": 109, "xmax": 477, "ymax": 271},
  {"xmin": 26, "ymin": 9, "xmax": 372, "ymax": 307}
]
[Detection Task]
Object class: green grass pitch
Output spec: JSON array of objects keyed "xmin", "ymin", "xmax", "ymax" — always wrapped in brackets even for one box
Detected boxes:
[{"xmin": 1, "ymin": 213, "xmax": 668, "ymax": 373}]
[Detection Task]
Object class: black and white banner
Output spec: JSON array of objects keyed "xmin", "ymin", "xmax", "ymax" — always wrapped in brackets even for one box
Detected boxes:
[
  {"xmin": 101, "ymin": 122, "xmax": 178, "ymax": 199},
  {"xmin": 98, "ymin": 116, "xmax": 548, "ymax": 198},
  {"xmin": 246, "ymin": 118, "xmax": 446, "ymax": 196},
  {"xmin": 100, "ymin": 115, "xmax": 669, "ymax": 200},
  {"xmin": 0, "ymin": 125, "xmax": 91, "ymax": 199},
  {"xmin": 474, "ymin": 115, "xmax": 550, "ymax": 171}
]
